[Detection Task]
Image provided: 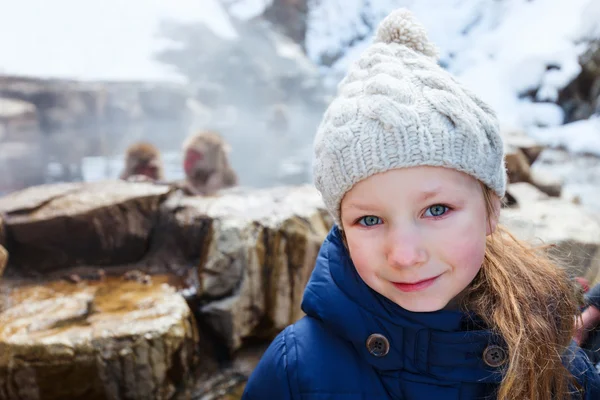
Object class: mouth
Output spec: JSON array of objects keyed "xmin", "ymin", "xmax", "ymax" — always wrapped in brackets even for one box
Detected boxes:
[{"xmin": 392, "ymin": 275, "xmax": 440, "ymax": 293}]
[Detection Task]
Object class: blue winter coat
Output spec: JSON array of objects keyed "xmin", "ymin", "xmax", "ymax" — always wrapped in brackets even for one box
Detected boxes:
[{"xmin": 242, "ymin": 226, "xmax": 600, "ymax": 399}]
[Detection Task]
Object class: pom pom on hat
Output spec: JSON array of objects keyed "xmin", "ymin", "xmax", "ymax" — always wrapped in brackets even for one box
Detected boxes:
[
  {"xmin": 375, "ymin": 8, "xmax": 439, "ymax": 60},
  {"xmin": 312, "ymin": 8, "xmax": 505, "ymax": 227}
]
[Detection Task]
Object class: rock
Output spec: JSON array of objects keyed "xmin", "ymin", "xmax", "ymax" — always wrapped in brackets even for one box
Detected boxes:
[
  {"xmin": 558, "ymin": 39, "xmax": 600, "ymax": 122},
  {"xmin": 531, "ymin": 148, "xmax": 600, "ymax": 210},
  {"xmin": 503, "ymin": 145, "xmax": 561, "ymax": 197},
  {"xmin": 0, "ymin": 182, "xmax": 332, "ymax": 354},
  {"xmin": 503, "ymin": 129, "xmax": 545, "ymax": 165},
  {"xmin": 262, "ymin": 0, "xmax": 310, "ymax": 46},
  {"xmin": 0, "ymin": 212, "xmax": 7, "ymax": 278},
  {"xmin": 501, "ymin": 182, "xmax": 600, "ymax": 281},
  {"xmin": 0, "ymin": 275, "xmax": 200, "ymax": 400},
  {"xmin": 504, "ymin": 145, "xmax": 532, "ymax": 185},
  {"xmin": 138, "ymin": 84, "xmax": 191, "ymax": 120},
  {"xmin": 0, "ymin": 75, "xmax": 196, "ymax": 183},
  {"xmin": 0, "ymin": 181, "xmax": 84, "ymax": 214},
  {"xmin": 0, "ymin": 246, "xmax": 6, "ymax": 279},
  {"xmin": 502, "ymin": 130, "xmax": 563, "ymax": 197},
  {"xmin": 186, "ymin": 343, "xmax": 267, "ymax": 399},
  {"xmin": 188, "ymin": 369, "xmax": 247, "ymax": 400},
  {"xmin": 151, "ymin": 185, "xmax": 331, "ymax": 353},
  {"xmin": 0, "ymin": 97, "xmax": 38, "ymax": 141},
  {"xmin": 0, "ymin": 180, "xmax": 171, "ymax": 275},
  {"xmin": 0, "ymin": 97, "xmax": 37, "ymax": 119},
  {"xmin": 0, "ymin": 142, "xmax": 47, "ymax": 195}
]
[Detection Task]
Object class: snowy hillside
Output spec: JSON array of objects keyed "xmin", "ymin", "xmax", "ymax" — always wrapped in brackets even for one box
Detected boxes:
[
  {"xmin": 304, "ymin": 0, "xmax": 600, "ymax": 153},
  {"xmin": 1, "ymin": 0, "xmax": 599, "ymax": 155},
  {"xmin": 219, "ymin": 0, "xmax": 600, "ymax": 153}
]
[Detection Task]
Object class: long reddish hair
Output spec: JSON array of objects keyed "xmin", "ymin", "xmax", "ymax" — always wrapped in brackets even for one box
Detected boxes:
[{"xmin": 462, "ymin": 184, "xmax": 581, "ymax": 399}]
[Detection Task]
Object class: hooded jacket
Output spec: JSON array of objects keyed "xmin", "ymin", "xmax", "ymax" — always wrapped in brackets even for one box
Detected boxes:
[{"xmin": 242, "ymin": 226, "xmax": 600, "ymax": 399}]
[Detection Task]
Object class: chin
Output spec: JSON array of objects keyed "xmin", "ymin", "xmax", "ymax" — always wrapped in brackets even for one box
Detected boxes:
[{"xmin": 393, "ymin": 296, "xmax": 449, "ymax": 313}]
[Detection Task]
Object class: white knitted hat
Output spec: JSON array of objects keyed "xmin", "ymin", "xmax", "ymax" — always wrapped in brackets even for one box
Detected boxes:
[{"xmin": 313, "ymin": 8, "xmax": 506, "ymax": 226}]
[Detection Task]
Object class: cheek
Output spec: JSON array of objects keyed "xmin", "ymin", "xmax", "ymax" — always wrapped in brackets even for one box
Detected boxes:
[
  {"xmin": 346, "ymin": 235, "xmax": 384, "ymax": 283},
  {"xmin": 184, "ymin": 150, "xmax": 202, "ymax": 172},
  {"xmin": 447, "ymin": 235, "xmax": 486, "ymax": 271},
  {"xmin": 438, "ymin": 218, "xmax": 487, "ymax": 278}
]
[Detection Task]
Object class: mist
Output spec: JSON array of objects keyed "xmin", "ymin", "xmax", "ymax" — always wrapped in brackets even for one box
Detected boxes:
[{"xmin": 0, "ymin": 0, "xmax": 330, "ymax": 193}]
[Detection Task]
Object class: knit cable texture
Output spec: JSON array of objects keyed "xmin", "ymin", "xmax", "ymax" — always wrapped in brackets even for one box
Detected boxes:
[{"xmin": 312, "ymin": 8, "xmax": 507, "ymax": 226}]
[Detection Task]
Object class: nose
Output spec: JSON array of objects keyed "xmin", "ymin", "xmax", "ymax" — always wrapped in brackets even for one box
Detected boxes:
[{"xmin": 386, "ymin": 228, "xmax": 428, "ymax": 269}]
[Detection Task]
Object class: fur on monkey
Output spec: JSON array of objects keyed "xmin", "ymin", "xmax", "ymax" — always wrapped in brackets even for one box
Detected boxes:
[
  {"xmin": 120, "ymin": 141, "xmax": 165, "ymax": 182},
  {"xmin": 182, "ymin": 130, "xmax": 238, "ymax": 195}
]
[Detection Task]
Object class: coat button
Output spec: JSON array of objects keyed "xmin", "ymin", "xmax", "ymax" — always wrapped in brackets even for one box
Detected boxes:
[
  {"xmin": 483, "ymin": 345, "xmax": 507, "ymax": 367},
  {"xmin": 366, "ymin": 333, "xmax": 390, "ymax": 357}
]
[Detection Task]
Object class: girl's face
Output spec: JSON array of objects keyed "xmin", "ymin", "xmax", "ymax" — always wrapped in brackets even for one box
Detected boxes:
[{"xmin": 340, "ymin": 166, "xmax": 500, "ymax": 312}]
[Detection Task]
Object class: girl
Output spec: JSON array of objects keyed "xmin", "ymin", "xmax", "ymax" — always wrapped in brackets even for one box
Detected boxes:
[{"xmin": 242, "ymin": 8, "xmax": 600, "ymax": 400}]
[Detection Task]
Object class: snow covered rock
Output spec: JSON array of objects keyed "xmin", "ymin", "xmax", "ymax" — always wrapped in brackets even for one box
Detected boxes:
[
  {"xmin": 559, "ymin": 39, "xmax": 600, "ymax": 122},
  {"xmin": 501, "ymin": 182, "xmax": 600, "ymax": 282}
]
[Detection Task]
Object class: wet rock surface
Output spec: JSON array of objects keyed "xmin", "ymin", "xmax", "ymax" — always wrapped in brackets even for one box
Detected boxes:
[
  {"xmin": 0, "ymin": 180, "xmax": 172, "ymax": 274},
  {"xmin": 0, "ymin": 177, "xmax": 598, "ymax": 399},
  {"xmin": 0, "ymin": 182, "xmax": 331, "ymax": 399},
  {"xmin": 0, "ymin": 276, "xmax": 200, "ymax": 400},
  {"xmin": 147, "ymin": 185, "xmax": 331, "ymax": 352}
]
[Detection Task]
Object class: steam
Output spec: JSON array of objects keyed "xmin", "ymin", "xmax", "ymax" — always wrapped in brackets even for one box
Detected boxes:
[{"xmin": 0, "ymin": 2, "xmax": 332, "ymax": 193}]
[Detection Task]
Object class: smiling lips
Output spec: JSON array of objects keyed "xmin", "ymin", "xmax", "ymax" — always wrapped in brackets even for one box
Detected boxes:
[{"xmin": 392, "ymin": 275, "xmax": 440, "ymax": 292}]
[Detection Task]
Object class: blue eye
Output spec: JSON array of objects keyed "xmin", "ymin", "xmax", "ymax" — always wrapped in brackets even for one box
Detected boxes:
[
  {"xmin": 424, "ymin": 204, "xmax": 448, "ymax": 217},
  {"xmin": 358, "ymin": 216, "xmax": 382, "ymax": 226}
]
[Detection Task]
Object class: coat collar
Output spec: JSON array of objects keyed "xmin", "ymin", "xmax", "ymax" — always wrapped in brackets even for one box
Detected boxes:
[{"xmin": 301, "ymin": 226, "xmax": 505, "ymax": 383}]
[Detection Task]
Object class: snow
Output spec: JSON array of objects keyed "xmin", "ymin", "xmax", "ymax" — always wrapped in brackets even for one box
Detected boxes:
[
  {"xmin": 530, "ymin": 117, "xmax": 600, "ymax": 155},
  {"xmin": 306, "ymin": 0, "xmax": 600, "ymax": 154},
  {"xmin": 222, "ymin": 0, "xmax": 273, "ymax": 20},
  {"xmin": 2, "ymin": 0, "xmax": 600, "ymax": 158},
  {"xmin": 0, "ymin": 0, "xmax": 237, "ymax": 82},
  {"xmin": 579, "ymin": 0, "xmax": 600, "ymax": 40}
]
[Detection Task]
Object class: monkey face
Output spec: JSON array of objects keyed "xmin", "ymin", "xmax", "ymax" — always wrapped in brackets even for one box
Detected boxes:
[
  {"xmin": 184, "ymin": 145, "xmax": 224, "ymax": 176},
  {"xmin": 132, "ymin": 162, "xmax": 159, "ymax": 179},
  {"xmin": 121, "ymin": 142, "xmax": 163, "ymax": 181}
]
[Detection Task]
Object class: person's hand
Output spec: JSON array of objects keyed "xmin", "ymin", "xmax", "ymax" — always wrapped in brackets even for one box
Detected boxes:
[
  {"xmin": 575, "ymin": 277, "xmax": 591, "ymax": 293},
  {"xmin": 574, "ymin": 305, "xmax": 600, "ymax": 346}
]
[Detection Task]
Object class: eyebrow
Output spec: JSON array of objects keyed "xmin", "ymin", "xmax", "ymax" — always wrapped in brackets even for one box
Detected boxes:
[
  {"xmin": 342, "ymin": 203, "xmax": 377, "ymax": 212},
  {"xmin": 417, "ymin": 187, "xmax": 443, "ymax": 202}
]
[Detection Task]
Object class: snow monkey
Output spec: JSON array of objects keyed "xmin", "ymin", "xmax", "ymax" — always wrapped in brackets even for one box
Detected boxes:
[
  {"xmin": 182, "ymin": 130, "xmax": 238, "ymax": 195},
  {"xmin": 120, "ymin": 142, "xmax": 165, "ymax": 181}
]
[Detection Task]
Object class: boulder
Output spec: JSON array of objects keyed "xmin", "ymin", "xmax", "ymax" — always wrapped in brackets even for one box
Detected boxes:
[
  {"xmin": 558, "ymin": 39, "xmax": 600, "ymax": 122},
  {"xmin": 0, "ymin": 182, "xmax": 332, "ymax": 355},
  {"xmin": 530, "ymin": 148, "xmax": 600, "ymax": 211},
  {"xmin": 502, "ymin": 130, "xmax": 561, "ymax": 197},
  {"xmin": 0, "ymin": 181, "xmax": 171, "ymax": 275},
  {"xmin": 0, "ymin": 246, "xmax": 6, "ymax": 279},
  {"xmin": 262, "ymin": 0, "xmax": 310, "ymax": 46},
  {"xmin": 0, "ymin": 213, "xmax": 6, "ymax": 278},
  {"xmin": 504, "ymin": 145, "xmax": 532, "ymax": 185},
  {"xmin": 501, "ymin": 182, "xmax": 600, "ymax": 281},
  {"xmin": 0, "ymin": 97, "xmax": 38, "ymax": 141},
  {"xmin": 151, "ymin": 185, "xmax": 331, "ymax": 353},
  {"xmin": 0, "ymin": 275, "xmax": 200, "ymax": 400},
  {"xmin": 1, "ymin": 176, "xmax": 600, "ymax": 398},
  {"xmin": 504, "ymin": 129, "xmax": 545, "ymax": 165}
]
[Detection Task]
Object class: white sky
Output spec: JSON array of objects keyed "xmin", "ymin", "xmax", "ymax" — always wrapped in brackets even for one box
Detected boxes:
[{"xmin": 0, "ymin": 0, "xmax": 237, "ymax": 82}]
